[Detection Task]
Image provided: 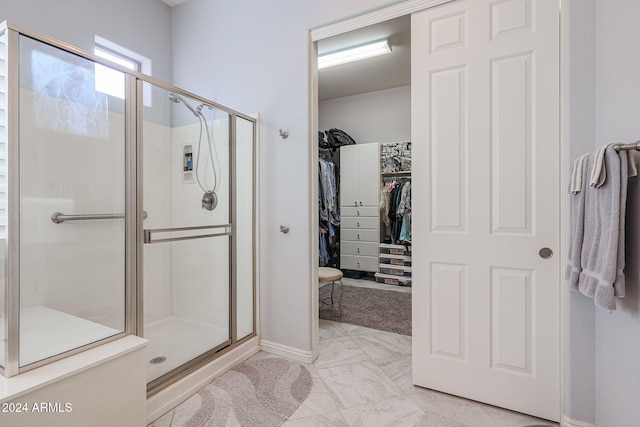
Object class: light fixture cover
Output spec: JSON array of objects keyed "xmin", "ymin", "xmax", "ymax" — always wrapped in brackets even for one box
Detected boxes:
[{"xmin": 318, "ymin": 39, "xmax": 391, "ymax": 69}]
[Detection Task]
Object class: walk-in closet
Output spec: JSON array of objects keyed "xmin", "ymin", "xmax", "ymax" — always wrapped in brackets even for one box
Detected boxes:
[{"xmin": 316, "ymin": 16, "xmax": 412, "ymax": 337}]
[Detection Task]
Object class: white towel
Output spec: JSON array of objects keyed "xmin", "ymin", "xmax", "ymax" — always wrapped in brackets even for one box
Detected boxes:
[
  {"xmin": 569, "ymin": 153, "xmax": 589, "ymax": 194},
  {"xmin": 590, "ymin": 142, "xmax": 640, "ymax": 188},
  {"xmin": 590, "ymin": 142, "xmax": 615, "ymax": 188},
  {"xmin": 566, "ymin": 146, "xmax": 627, "ymax": 310}
]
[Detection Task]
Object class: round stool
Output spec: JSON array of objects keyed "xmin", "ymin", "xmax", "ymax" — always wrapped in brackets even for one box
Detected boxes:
[{"xmin": 318, "ymin": 267, "xmax": 344, "ymax": 316}]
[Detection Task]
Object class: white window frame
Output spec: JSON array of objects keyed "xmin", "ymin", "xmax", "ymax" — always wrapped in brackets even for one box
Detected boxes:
[{"xmin": 94, "ymin": 35, "xmax": 152, "ymax": 106}]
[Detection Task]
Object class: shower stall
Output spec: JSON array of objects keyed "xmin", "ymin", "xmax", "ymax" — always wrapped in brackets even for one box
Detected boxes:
[{"xmin": 0, "ymin": 22, "xmax": 257, "ymax": 395}]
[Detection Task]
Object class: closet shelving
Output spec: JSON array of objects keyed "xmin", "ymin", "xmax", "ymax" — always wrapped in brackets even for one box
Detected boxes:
[
  {"xmin": 376, "ymin": 243, "xmax": 412, "ymax": 286},
  {"xmin": 376, "ymin": 141, "xmax": 412, "ymax": 286}
]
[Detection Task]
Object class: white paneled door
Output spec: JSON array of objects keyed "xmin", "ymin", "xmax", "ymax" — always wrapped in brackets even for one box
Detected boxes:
[{"xmin": 411, "ymin": 0, "xmax": 560, "ymax": 421}]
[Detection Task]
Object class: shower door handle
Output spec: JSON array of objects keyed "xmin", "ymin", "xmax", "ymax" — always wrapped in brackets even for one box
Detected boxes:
[{"xmin": 144, "ymin": 224, "xmax": 231, "ymax": 244}]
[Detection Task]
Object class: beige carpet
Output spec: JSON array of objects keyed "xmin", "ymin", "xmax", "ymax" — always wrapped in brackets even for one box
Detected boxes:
[
  {"xmin": 319, "ymin": 283, "xmax": 412, "ymax": 336},
  {"xmin": 155, "ymin": 357, "xmax": 312, "ymax": 427}
]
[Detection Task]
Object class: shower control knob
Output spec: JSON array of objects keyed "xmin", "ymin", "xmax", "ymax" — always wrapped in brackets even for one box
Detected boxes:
[{"xmin": 201, "ymin": 191, "xmax": 218, "ymax": 211}]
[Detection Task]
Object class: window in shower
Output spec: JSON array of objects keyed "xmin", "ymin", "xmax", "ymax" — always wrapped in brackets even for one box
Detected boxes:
[
  {"xmin": 17, "ymin": 35, "xmax": 127, "ymax": 368},
  {"xmin": 93, "ymin": 35, "xmax": 151, "ymax": 106}
]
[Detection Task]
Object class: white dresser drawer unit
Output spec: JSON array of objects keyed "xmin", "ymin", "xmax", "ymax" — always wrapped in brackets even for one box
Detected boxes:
[
  {"xmin": 341, "ymin": 255, "xmax": 378, "ymax": 272},
  {"xmin": 341, "ymin": 228, "xmax": 379, "ymax": 242},
  {"xmin": 341, "ymin": 206, "xmax": 379, "ymax": 217},
  {"xmin": 341, "ymin": 216, "xmax": 379, "ymax": 230},
  {"xmin": 339, "ymin": 143, "xmax": 380, "ymax": 272},
  {"xmin": 341, "ymin": 241, "xmax": 379, "ymax": 257}
]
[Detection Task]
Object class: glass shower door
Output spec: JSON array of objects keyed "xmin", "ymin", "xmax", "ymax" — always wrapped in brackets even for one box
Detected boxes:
[
  {"xmin": 17, "ymin": 35, "xmax": 127, "ymax": 369},
  {"xmin": 141, "ymin": 83, "xmax": 231, "ymax": 389}
]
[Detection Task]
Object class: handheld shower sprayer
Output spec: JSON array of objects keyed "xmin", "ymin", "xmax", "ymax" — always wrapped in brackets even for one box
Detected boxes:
[
  {"xmin": 168, "ymin": 93, "xmax": 199, "ymax": 117},
  {"xmin": 169, "ymin": 93, "xmax": 221, "ymax": 211}
]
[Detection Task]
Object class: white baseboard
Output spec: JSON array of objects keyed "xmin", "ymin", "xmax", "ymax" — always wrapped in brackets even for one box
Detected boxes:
[
  {"xmin": 563, "ymin": 415, "xmax": 597, "ymax": 427},
  {"xmin": 146, "ymin": 336, "xmax": 260, "ymax": 425},
  {"xmin": 260, "ymin": 339, "xmax": 315, "ymax": 364}
]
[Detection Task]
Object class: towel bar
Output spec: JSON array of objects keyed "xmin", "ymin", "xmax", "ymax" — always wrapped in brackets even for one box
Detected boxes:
[{"xmin": 613, "ymin": 141, "xmax": 640, "ymax": 151}]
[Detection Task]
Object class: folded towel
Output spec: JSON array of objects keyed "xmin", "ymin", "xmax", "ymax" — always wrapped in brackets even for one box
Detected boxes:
[
  {"xmin": 569, "ymin": 153, "xmax": 589, "ymax": 194},
  {"xmin": 589, "ymin": 142, "xmax": 640, "ymax": 188},
  {"xmin": 589, "ymin": 143, "xmax": 609, "ymax": 188},
  {"xmin": 567, "ymin": 146, "xmax": 627, "ymax": 310},
  {"xmin": 629, "ymin": 151, "xmax": 640, "ymax": 177}
]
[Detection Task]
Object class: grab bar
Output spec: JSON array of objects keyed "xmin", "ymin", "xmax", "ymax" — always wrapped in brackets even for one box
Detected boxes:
[{"xmin": 51, "ymin": 211, "xmax": 148, "ymax": 224}]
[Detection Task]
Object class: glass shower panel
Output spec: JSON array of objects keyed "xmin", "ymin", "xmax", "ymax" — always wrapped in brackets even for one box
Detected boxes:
[
  {"xmin": 18, "ymin": 35, "xmax": 125, "ymax": 367},
  {"xmin": 0, "ymin": 28, "xmax": 6, "ymax": 371},
  {"xmin": 236, "ymin": 116, "xmax": 254, "ymax": 340},
  {"xmin": 142, "ymin": 83, "xmax": 231, "ymax": 385}
]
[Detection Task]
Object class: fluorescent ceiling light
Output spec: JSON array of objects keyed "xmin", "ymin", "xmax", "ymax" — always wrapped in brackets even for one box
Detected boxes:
[{"xmin": 318, "ymin": 39, "xmax": 391, "ymax": 70}]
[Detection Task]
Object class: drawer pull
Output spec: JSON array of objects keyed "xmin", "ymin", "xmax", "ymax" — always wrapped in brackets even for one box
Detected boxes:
[
  {"xmin": 359, "ymin": 201, "xmax": 362, "ymax": 206},
  {"xmin": 357, "ymin": 234, "xmax": 360, "ymax": 240},
  {"xmin": 357, "ymin": 247, "xmax": 360, "ymax": 253},
  {"xmin": 357, "ymin": 222, "xmax": 360, "ymax": 227},
  {"xmin": 354, "ymin": 201, "xmax": 358, "ymax": 206},
  {"xmin": 357, "ymin": 210, "xmax": 360, "ymax": 216}
]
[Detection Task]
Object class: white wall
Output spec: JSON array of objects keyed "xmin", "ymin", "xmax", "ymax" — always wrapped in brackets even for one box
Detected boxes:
[
  {"xmin": 171, "ymin": 0, "xmax": 401, "ymax": 353},
  {"xmin": 0, "ymin": 0, "xmax": 172, "ymax": 83},
  {"xmin": 319, "ymin": 86, "xmax": 411, "ymax": 144},
  {"xmin": 564, "ymin": 0, "xmax": 640, "ymax": 425},
  {"xmin": 563, "ymin": 0, "xmax": 597, "ymax": 423},
  {"xmin": 593, "ymin": 1, "xmax": 640, "ymax": 425}
]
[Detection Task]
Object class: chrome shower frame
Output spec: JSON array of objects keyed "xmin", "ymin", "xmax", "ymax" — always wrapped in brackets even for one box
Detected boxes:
[{"xmin": 0, "ymin": 21, "xmax": 258, "ymax": 390}]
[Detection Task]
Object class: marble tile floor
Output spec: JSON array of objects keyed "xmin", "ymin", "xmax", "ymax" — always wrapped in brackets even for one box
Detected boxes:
[
  {"xmin": 283, "ymin": 320, "xmax": 559, "ymax": 427},
  {"xmin": 149, "ymin": 320, "xmax": 559, "ymax": 427}
]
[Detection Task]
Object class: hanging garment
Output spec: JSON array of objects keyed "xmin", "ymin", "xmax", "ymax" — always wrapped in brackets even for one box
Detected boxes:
[
  {"xmin": 380, "ymin": 184, "xmax": 392, "ymax": 239},
  {"xmin": 319, "ymin": 229, "xmax": 330, "ymax": 267}
]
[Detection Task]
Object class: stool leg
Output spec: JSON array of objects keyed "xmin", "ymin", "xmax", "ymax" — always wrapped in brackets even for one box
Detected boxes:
[
  {"xmin": 330, "ymin": 280, "xmax": 335, "ymax": 306},
  {"xmin": 337, "ymin": 279, "xmax": 344, "ymax": 317}
]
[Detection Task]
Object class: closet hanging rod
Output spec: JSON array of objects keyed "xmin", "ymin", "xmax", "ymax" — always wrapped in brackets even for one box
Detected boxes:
[
  {"xmin": 381, "ymin": 171, "xmax": 412, "ymax": 176},
  {"xmin": 613, "ymin": 141, "xmax": 640, "ymax": 151}
]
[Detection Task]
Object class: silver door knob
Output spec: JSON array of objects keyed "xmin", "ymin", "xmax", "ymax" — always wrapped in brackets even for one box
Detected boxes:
[
  {"xmin": 539, "ymin": 247, "xmax": 553, "ymax": 259},
  {"xmin": 280, "ymin": 225, "xmax": 289, "ymax": 234}
]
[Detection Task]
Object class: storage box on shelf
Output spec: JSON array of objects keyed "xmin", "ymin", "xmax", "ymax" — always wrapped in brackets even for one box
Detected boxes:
[{"xmin": 375, "ymin": 242, "xmax": 412, "ymax": 286}]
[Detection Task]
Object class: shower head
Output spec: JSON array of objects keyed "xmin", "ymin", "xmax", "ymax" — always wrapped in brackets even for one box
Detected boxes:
[{"xmin": 168, "ymin": 93, "xmax": 199, "ymax": 117}]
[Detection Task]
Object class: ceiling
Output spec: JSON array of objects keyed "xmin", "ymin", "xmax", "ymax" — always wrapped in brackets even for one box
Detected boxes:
[{"xmin": 317, "ymin": 15, "xmax": 411, "ymax": 102}]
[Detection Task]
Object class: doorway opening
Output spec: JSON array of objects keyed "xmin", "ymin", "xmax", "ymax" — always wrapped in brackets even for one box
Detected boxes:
[{"xmin": 315, "ymin": 15, "xmax": 413, "ymax": 338}]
